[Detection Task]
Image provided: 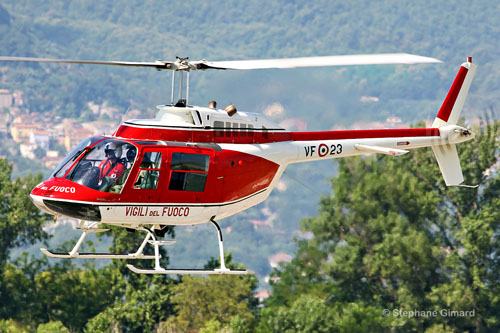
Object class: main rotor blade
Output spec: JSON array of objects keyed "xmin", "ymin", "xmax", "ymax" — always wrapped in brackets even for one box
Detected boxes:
[
  {"xmin": 0, "ymin": 56, "xmax": 172, "ymax": 69},
  {"xmin": 198, "ymin": 53, "xmax": 442, "ymax": 70},
  {"xmin": 0, "ymin": 53, "xmax": 441, "ymax": 72}
]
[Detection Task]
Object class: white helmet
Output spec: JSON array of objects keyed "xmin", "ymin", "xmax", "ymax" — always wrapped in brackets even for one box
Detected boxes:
[{"xmin": 104, "ymin": 141, "xmax": 122, "ymax": 159}]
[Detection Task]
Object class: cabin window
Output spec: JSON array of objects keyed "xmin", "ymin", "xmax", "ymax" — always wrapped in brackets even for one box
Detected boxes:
[
  {"xmin": 262, "ymin": 125, "xmax": 268, "ymax": 139},
  {"xmin": 169, "ymin": 152, "xmax": 209, "ymax": 192},
  {"xmin": 134, "ymin": 152, "xmax": 162, "ymax": 189},
  {"xmin": 240, "ymin": 123, "xmax": 247, "ymax": 137},
  {"xmin": 214, "ymin": 121, "xmax": 224, "ymax": 137},
  {"xmin": 214, "ymin": 120, "xmax": 252, "ymax": 138},
  {"xmin": 232, "ymin": 122, "xmax": 239, "ymax": 137},
  {"xmin": 247, "ymin": 124, "xmax": 254, "ymax": 137},
  {"xmin": 194, "ymin": 110, "xmax": 203, "ymax": 125}
]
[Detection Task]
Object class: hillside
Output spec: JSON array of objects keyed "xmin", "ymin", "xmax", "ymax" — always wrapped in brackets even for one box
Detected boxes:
[
  {"xmin": 1, "ymin": 1, "xmax": 499, "ymax": 123},
  {"xmin": 1, "ymin": 0, "xmax": 499, "ymax": 281}
]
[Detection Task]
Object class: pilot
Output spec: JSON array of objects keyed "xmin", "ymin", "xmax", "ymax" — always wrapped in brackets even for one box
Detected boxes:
[{"xmin": 98, "ymin": 142, "xmax": 126, "ymax": 186}]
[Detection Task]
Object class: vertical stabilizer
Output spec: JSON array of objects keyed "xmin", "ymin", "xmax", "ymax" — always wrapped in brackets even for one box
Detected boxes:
[
  {"xmin": 432, "ymin": 58, "xmax": 477, "ymax": 128},
  {"xmin": 430, "ymin": 57, "xmax": 477, "ymax": 186},
  {"xmin": 432, "ymin": 144, "xmax": 463, "ymax": 186}
]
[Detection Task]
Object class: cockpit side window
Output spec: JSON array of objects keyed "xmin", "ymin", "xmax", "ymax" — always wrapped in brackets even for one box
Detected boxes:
[
  {"xmin": 133, "ymin": 152, "xmax": 162, "ymax": 190},
  {"xmin": 169, "ymin": 152, "xmax": 209, "ymax": 192},
  {"xmin": 109, "ymin": 144, "xmax": 138, "ymax": 193}
]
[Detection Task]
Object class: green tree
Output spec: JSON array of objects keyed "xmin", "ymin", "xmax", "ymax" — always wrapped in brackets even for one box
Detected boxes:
[
  {"xmin": 166, "ymin": 274, "xmax": 256, "ymax": 332},
  {"xmin": 36, "ymin": 321, "xmax": 69, "ymax": 333},
  {"xmin": 85, "ymin": 274, "xmax": 174, "ymax": 333},
  {"xmin": 265, "ymin": 121, "xmax": 500, "ymax": 331},
  {"xmin": 85, "ymin": 227, "xmax": 176, "ymax": 332},
  {"xmin": 165, "ymin": 254, "xmax": 258, "ymax": 332},
  {"xmin": 0, "ymin": 158, "xmax": 50, "ymax": 319},
  {"xmin": 0, "ymin": 319, "xmax": 28, "ymax": 333},
  {"xmin": 258, "ymin": 295, "xmax": 390, "ymax": 333},
  {"xmin": 0, "ymin": 159, "xmax": 49, "ymax": 264},
  {"xmin": 3, "ymin": 251, "xmax": 116, "ymax": 332}
]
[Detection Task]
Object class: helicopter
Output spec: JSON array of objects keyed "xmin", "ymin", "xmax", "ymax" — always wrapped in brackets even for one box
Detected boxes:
[{"xmin": 0, "ymin": 53, "xmax": 476, "ymax": 274}]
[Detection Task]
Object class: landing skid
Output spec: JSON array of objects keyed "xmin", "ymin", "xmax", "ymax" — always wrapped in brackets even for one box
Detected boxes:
[
  {"xmin": 41, "ymin": 220, "xmax": 248, "ymax": 275},
  {"xmin": 127, "ymin": 265, "xmax": 248, "ymax": 275},
  {"xmin": 126, "ymin": 218, "xmax": 249, "ymax": 275},
  {"xmin": 41, "ymin": 248, "xmax": 156, "ymax": 260},
  {"xmin": 40, "ymin": 222, "xmax": 159, "ymax": 260}
]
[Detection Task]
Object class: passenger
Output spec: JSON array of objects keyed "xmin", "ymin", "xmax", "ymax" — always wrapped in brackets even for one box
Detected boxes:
[
  {"xmin": 117, "ymin": 145, "xmax": 137, "ymax": 181},
  {"xmin": 125, "ymin": 146, "xmax": 137, "ymax": 165},
  {"xmin": 98, "ymin": 142, "xmax": 125, "ymax": 187}
]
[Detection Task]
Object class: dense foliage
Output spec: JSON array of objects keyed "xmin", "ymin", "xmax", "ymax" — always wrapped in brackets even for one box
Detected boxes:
[{"xmin": 264, "ymin": 120, "xmax": 500, "ymax": 332}]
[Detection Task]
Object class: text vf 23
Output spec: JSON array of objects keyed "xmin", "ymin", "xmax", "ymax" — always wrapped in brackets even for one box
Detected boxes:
[{"xmin": 304, "ymin": 144, "xmax": 343, "ymax": 157}]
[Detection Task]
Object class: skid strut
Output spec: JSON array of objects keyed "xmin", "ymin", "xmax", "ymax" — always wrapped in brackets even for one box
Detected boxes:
[
  {"xmin": 127, "ymin": 219, "xmax": 249, "ymax": 275},
  {"xmin": 41, "ymin": 222, "xmax": 157, "ymax": 259}
]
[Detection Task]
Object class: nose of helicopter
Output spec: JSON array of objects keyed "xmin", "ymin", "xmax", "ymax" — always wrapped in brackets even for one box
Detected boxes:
[
  {"xmin": 30, "ymin": 179, "xmax": 104, "ymax": 221},
  {"xmin": 29, "ymin": 192, "xmax": 56, "ymax": 215},
  {"xmin": 30, "ymin": 181, "xmax": 59, "ymax": 215}
]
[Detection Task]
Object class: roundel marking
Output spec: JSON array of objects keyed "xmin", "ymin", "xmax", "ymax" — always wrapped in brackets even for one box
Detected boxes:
[{"xmin": 318, "ymin": 143, "xmax": 329, "ymax": 157}]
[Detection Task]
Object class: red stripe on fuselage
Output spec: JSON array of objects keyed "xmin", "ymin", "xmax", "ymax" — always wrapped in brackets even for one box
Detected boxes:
[
  {"xmin": 115, "ymin": 125, "xmax": 440, "ymax": 144},
  {"xmin": 291, "ymin": 128, "xmax": 440, "ymax": 141},
  {"xmin": 436, "ymin": 66, "xmax": 468, "ymax": 122}
]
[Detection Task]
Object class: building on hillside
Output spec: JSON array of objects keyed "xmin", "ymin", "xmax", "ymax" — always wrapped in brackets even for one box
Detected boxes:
[
  {"xmin": 64, "ymin": 128, "xmax": 93, "ymax": 151},
  {"xmin": 20, "ymin": 143, "xmax": 37, "ymax": 159},
  {"xmin": 268, "ymin": 253, "xmax": 292, "ymax": 269},
  {"xmin": 12, "ymin": 90, "xmax": 24, "ymax": 106},
  {"xmin": 30, "ymin": 131, "xmax": 50, "ymax": 150},
  {"xmin": 11, "ymin": 123, "xmax": 42, "ymax": 142},
  {"xmin": 46, "ymin": 150, "xmax": 59, "ymax": 158},
  {"xmin": 0, "ymin": 89, "xmax": 13, "ymax": 108},
  {"xmin": 81, "ymin": 121, "xmax": 117, "ymax": 136},
  {"xmin": 0, "ymin": 112, "xmax": 12, "ymax": 137},
  {"xmin": 254, "ymin": 290, "xmax": 271, "ymax": 303},
  {"xmin": 42, "ymin": 155, "xmax": 62, "ymax": 169}
]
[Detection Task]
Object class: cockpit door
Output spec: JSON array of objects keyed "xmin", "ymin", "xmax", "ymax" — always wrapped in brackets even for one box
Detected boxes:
[{"xmin": 126, "ymin": 147, "xmax": 168, "ymax": 202}]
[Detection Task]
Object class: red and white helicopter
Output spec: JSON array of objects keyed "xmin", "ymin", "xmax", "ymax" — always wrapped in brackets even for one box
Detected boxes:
[{"xmin": 0, "ymin": 54, "xmax": 476, "ymax": 274}]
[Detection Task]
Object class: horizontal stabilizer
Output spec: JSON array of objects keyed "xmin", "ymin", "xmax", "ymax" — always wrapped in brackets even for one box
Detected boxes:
[
  {"xmin": 432, "ymin": 144, "xmax": 464, "ymax": 186},
  {"xmin": 355, "ymin": 144, "xmax": 409, "ymax": 156}
]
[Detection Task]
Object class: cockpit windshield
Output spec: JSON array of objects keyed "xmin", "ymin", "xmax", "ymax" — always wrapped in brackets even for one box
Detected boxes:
[
  {"xmin": 63, "ymin": 139, "xmax": 137, "ymax": 193},
  {"xmin": 52, "ymin": 136, "xmax": 104, "ymax": 179}
]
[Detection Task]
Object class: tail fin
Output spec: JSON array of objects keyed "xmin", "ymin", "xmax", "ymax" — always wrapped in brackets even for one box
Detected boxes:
[
  {"xmin": 432, "ymin": 144, "xmax": 463, "ymax": 186},
  {"xmin": 432, "ymin": 58, "xmax": 477, "ymax": 186},
  {"xmin": 432, "ymin": 57, "xmax": 477, "ymax": 128}
]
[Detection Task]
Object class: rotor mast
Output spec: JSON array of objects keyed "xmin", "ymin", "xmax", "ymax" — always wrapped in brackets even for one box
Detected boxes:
[{"xmin": 169, "ymin": 57, "xmax": 192, "ymax": 106}]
